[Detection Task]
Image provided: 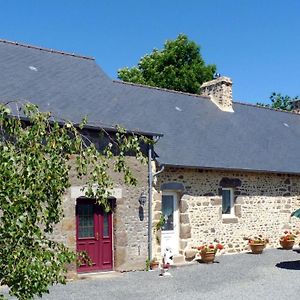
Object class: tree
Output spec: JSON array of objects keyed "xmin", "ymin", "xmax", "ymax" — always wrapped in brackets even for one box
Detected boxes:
[
  {"xmin": 0, "ymin": 102, "xmax": 149, "ymax": 300},
  {"xmin": 118, "ymin": 34, "xmax": 216, "ymax": 94},
  {"xmin": 257, "ymin": 92, "xmax": 299, "ymax": 111}
]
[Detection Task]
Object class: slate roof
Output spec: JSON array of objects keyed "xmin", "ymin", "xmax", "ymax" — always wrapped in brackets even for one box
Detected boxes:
[
  {"xmin": 1, "ymin": 39, "xmax": 300, "ymax": 174},
  {"xmin": 93, "ymin": 81, "xmax": 300, "ymax": 175},
  {"xmin": 0, "ymin": 39, "xmax": 159, "ymax": 137}
]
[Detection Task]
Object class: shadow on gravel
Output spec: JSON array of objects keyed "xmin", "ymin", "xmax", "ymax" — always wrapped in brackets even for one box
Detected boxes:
[
  {"xmin": 276, "ymin": 260, "xmax": 300, "ymax": 270},
  {"xmin": 194, "ymin": 259, "xmax": 220, "ymax": 264}
]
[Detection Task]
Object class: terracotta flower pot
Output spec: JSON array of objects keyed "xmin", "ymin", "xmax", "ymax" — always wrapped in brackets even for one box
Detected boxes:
[
  {"xmin": 280, "ymin": 239, "xmax": 295, "ymax": 250},
  {"xmin": 249, "ymin": 243, "xmax": 266, "ymax": 254},
  {"xmin": 150, "ymin": 261, "xmax": 159, "ymax": 270},
  {"xmin": 200, "ymin": 251, "xmax": 215, "ymax": 263}
]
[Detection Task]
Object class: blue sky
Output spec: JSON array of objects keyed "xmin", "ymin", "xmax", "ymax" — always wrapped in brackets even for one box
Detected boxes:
[{"xmin": 0, "ymin": 0, "xmax": 299, "ymax": 104}]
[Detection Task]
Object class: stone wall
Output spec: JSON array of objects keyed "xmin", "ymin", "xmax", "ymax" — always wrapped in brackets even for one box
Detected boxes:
[
  {"xmin": 52, "ymin": 156, "xmax": 149, "ymax": 273},
  {"xmin": 153, "ymin": 167, "xmax": 300, "ymax": 258}
]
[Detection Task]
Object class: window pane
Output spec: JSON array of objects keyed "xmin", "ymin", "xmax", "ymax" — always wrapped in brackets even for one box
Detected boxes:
[
  {"xmin": 222, "ymin": 190, "xmax": 231, "ymax": 214},
  {"xmin": 78, "ymin": 204, "xmax": 95, "ymax": 238},
  {"xmin": 103, "ymin": 212, "xmax": 109, "ymax": 237},
  {"xmin": 162, "ymin": 195, "xmax": 174, "ymax": 231}
]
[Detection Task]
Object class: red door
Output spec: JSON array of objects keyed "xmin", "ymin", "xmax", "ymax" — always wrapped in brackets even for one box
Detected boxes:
[{"xmin": 76, "ymin": 198, "xmax": 113, "ymax": 272}]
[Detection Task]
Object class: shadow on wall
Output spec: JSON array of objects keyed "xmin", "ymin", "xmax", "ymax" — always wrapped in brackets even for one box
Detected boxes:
[{"xmin": 139, "ymin": 206, "xmax": 144, "ymax": 221}]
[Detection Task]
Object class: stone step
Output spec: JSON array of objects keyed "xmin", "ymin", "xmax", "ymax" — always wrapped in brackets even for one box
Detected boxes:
[
  {"xmin": 77, "ymin": 271, "xmax": 123, "ymax": 280},
  {"xmin": 172, "ymin": 254, "xmax": 185, "ymax": 264}
]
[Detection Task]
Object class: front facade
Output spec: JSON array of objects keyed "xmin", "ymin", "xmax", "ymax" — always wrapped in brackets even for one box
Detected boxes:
[
  {"xmin": 152, "ymin": 167, "xmax": 300, "ymax": 261},
  {"xmin": 49, "ymin": 128, "xmax": 152, "ymax": 274},
  {"xmin": 1, "ymin": 39, "xmax": 300, "ymax": 273}
]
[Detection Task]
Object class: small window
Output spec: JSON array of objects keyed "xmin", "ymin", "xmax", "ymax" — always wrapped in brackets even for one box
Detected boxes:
[
  {"xmin": 222, "ymin": 188, "xmax": 234, "ymax": 216},
  {"xmin": 162, "ymin": 195, "xmax": 174, "ymax": 231},
  {"xmin": 78, "ymin": 204, "xmax": 95, "ymax": 238},
  {"xmin": 103, "ymin": 212, "xmax": 109, "ymax": 237}
]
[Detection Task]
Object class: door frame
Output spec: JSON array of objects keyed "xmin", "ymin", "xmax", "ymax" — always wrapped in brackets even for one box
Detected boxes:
[
  {"xmin": 160, "ymin": 191, "xmax": 179, "ymax": 255},
  {"xmin": 75, "ymin": 198, "xmax": 114, "ymax": 273}
]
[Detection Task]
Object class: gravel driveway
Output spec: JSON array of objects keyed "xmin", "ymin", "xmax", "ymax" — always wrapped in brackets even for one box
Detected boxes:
[{"xmin": 2, "ymin": 248, "xmax": 300, "ymax": 299}]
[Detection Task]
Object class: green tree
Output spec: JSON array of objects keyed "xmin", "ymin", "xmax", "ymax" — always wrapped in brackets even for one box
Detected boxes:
[
  {"xmin": 257, "ymin": 92, "xmax": 299, "ymax": 111},
  {"xmin": 0, "ymin": 102, "xmax": 149, "ymax": 300},
  {"xmin": 118, "ymin": 34, "xmax": 216, "ymax": 94}
]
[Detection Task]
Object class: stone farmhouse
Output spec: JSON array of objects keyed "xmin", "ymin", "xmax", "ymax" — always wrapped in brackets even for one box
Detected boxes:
[{"xmin": 0, "ymin": 39, "xmax": 300, "ymax": 273}]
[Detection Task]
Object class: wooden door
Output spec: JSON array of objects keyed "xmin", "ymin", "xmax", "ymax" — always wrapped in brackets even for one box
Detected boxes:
[{"xmin": 76, "ymin": 199, "xmax": 113, "ymax": 272}]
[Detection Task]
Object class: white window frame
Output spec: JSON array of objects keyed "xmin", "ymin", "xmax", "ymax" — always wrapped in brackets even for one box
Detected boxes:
[
  {"xmin": 161, "ymin": 192, "xmax": 178, "ymax": 232},
  {"xmin": 221, "ymin": 188, "xmax": 235, "ymax": 218}
]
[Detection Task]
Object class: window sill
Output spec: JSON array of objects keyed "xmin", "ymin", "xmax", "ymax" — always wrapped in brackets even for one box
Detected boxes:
[{"xmin": 222, "ymin": 216, "xmax": 238, "ymax": 224}]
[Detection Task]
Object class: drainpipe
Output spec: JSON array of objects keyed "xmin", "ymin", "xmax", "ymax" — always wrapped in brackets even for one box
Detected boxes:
[
  {"xmin": 153, "ymin": 165, "xmax": 165, "ymax": 178},
  {"xmin": 147, "ymin": 145, "xmax": 153, "ymax": 261},
  {"xmin": 148, "ymin": 142, "xmax": 164, "ymax": 261}
]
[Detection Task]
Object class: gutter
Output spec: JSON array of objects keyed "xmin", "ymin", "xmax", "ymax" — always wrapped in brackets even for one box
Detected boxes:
[
  {"xmin": 161, "ymin": 162, "xmax": 300, "ymax": 176},
  {"xmin": 12, "ymin": 114, "xmax": 163, "ymax": 138}
]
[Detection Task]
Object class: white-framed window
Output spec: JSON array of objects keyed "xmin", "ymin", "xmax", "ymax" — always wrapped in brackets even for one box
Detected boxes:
[
  {"xmin": 221, "ymin": 188, "xmax": 234, "ymax": 217},
  {"xmin": 161, "ymin": 194, "xmax": 175, "ymax": 231}
]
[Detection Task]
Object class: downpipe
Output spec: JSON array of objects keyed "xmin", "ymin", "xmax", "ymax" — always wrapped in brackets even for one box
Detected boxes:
[{"xmin": 148, "ymin": 144, "xmax": 164, "ymax": 261}]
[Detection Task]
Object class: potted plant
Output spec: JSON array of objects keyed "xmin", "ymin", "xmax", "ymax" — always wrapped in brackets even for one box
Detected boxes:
[
  {"xmin": 279, "ymin": 230, "xmax": 298, "ymax": 250},
  {"xmin": 245, "ymin": 235, "xmax": 269, "ymax": 254},
  {"xmin": 196, "ymin": 242, "xmax": 224, "ymax": 263},
  {"xmin": 150, "ymin": 257, "xmax": 159, "ymax": 270},
  {"xmin": 153, "ymin": 214, "xmax": 165, "ymax": 245}
]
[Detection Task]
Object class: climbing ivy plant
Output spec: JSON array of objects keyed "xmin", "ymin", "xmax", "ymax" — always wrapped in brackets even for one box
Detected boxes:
[{"xmin": 0, "ymin": 102, "xmax": 150, "ymax": 299}]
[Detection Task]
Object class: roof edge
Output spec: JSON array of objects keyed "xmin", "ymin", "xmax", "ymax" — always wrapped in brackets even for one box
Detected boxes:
[
  {"xmin": 15, "ymin": 114, "xmax": 162, "ymax": 137},
  {"xmin": 77, "ymin": 122, "xmax": 163, "ymax": 137},
  {"xmin": 0, "ymin": 38, "xmax": 95, "ymax": 61},
  {"xmin": 234, "ymin": 100, "xmax": 300, "ymax": 116},
  {"xmin": 158, "ymin": 162, "xmax": 300, "ymax": 176},
  {"xmin": 113, "ymin": 80, "xmax": 210, "ymax": 101}
]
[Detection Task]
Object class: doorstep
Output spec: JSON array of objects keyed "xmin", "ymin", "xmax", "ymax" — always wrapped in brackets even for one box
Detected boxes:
[
  {"xmin": 77, "ymin": 271, "xmax": 123, "ymax": 281},
  {"xmin": 170, "ymin": 254, "xmax": 197, "ymax": 268},
  {"xmin": 171, "ymin": 260, "xmax": 198, "ymax": 269}
]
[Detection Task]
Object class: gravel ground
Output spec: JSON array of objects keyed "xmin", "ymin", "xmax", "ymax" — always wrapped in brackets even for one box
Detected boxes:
[{"xmin": 2, "ymin": 248, "xmax": 300, "ymax": 299}]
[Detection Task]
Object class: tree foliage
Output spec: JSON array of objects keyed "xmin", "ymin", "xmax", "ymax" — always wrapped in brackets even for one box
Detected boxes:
[
  {"xmin": 0, "ymin": 102, "xmax": 149, "ymax": 299},
  {"xmin": 118, "ymin": 34, "xmax": 216, "ymax": 94},
  {"xmin": 257, "ymin": 92, "xmax": 299, "ymax": 111}
]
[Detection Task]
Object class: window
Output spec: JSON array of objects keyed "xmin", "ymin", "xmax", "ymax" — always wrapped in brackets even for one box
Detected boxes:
[
  {"xmin": 78, "ymin": 204, "xmax": 95, "ymax": 238},
  {"xmin": 162, "ymin": 195, "xmax": 174, "ymax": 231},
  {"xmin": 103, "ymin": 212, "xmax": 109, "ymax": 237},
  {"xmin": 222, "ymin": 188, "xmax": 234, "ymax": 216}
]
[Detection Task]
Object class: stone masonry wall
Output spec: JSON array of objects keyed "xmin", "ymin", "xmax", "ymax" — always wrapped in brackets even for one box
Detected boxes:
[
  {"xmin": 153, "ymin": 167, "xmax": 300, "ymax": 258},
  {"xmin": 51, "ymin": 156, "xmax": 149, "ymax": 273},
  {"xmin": 200, "ymin": 76, "xmax": 233, "ymax": 112}
]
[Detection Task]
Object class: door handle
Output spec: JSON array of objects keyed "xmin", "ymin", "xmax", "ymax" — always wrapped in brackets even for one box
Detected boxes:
[{"xmin": 96, "ymin": 232, "xmax": 99, "ymax": 240}]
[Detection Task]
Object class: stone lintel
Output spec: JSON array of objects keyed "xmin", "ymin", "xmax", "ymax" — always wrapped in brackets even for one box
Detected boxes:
[
  {"xmin": 70, "ymin": 186, "xmax": 122, "ymax": 199},
  {"xmin": 222, "ymin": 217, "xmax": 238, "ymax": 224}
]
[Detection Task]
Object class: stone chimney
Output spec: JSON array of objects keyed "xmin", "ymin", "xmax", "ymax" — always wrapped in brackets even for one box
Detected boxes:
[{"xmin": 200, "ymin": 76, "xmax": 233, "ymax": 112}]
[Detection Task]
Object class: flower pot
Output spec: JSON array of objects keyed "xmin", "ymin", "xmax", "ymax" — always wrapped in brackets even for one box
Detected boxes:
[
  {"xmin": 249, "ymin": 243, "xmax": 266, "ymax": 254},
  {"xmin": 200, "ymin": 251, "xmax": 215, "ymax": 263},
  {"xmin": 150, "ymin": 261, "xmax": 159, "ymax": 270},
  {"xmin": 280, "ymin": 239, "xmax": 295, "ymax": 250}
]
